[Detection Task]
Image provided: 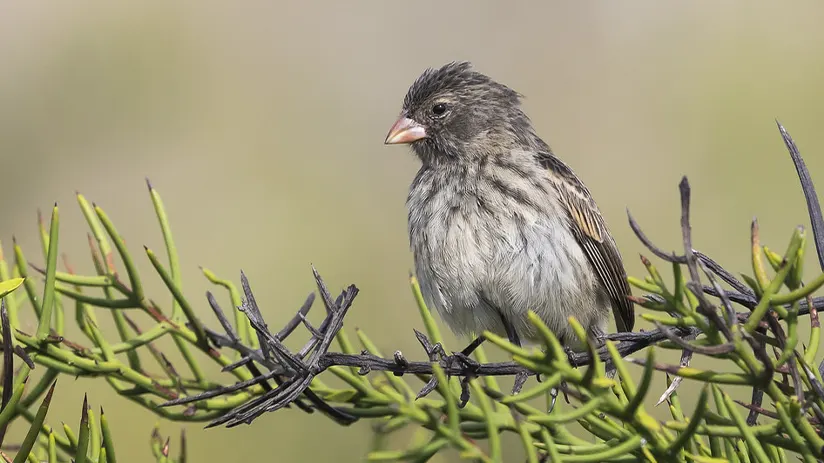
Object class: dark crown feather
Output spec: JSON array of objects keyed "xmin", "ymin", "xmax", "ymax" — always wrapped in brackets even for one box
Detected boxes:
[{"xmin": 402, "ymin": 61, "xmax": 521, "ymax": 110}]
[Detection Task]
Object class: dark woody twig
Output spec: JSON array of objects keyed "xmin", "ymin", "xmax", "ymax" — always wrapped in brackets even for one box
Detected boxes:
[
  {"xmin": 778, "ymin": 120, "xmax": 824, "ymax": 272},
  {"xmin": 161, "ymin": 258, "xmax": 824, "ymax": 428}
]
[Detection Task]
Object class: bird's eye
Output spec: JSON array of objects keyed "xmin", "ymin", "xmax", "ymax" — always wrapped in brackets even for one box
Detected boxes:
[{"xmin": 431, "ymin": 103, "xmax": 448, "ymax": 116}]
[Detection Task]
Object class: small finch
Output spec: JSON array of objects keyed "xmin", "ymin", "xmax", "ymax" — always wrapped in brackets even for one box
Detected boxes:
[{"xmin": 385, "ymin": 62, "xmax": 633, "ymax": 353}]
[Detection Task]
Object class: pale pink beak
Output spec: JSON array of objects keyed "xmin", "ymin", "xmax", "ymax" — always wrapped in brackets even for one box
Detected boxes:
[{"xmin": 384, "ymin": 117, "xmax": 427, "ymax": 145}]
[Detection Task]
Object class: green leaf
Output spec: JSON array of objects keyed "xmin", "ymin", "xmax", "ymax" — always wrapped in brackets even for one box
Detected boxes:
[
  {"xmin": 0, "ymin": 279, "xmax": 23, "ymax": 300},
  {"xmin": 669, "ymin": 386, "xmax": 709, "ymax": 458},
  {"xmin": 75, "ymin": 396, "xmax": 90, "ymax": 463},
  {"xmin": 0, "ymin": 376, "xmax": 30, "ymax": 439},
  {"xmin": 100, "ymin": 408, "xmax": 117, "ymax": 463},
  {"xmin": 36, "ymin": 205, "xmax": 59, "ymax": 340},
  {"xmin": 11, "ymin": 381, "xmax": 55, "ymax": 463},
  {"xmin": 47, "ymin": 431, "xmax": 56, "ymax": 463},
  {"xmin": 145, "ymin": 247, "xmax": 207, "ymax": 348},
  {"xmin": 178, "ymin": 430, "xmax": 186, "ymax": 463}
]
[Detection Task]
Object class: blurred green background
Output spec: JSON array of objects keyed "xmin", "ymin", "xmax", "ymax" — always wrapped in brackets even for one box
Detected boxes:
[{"xmin": 1, "ymin": 2, "xmax": 824, "ymax": 461}]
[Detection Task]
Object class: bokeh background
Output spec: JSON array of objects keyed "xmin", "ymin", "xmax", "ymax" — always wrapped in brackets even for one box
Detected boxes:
[{"xmin": 1, "ymin": 2, "xmax": 824, "ymax": 461}]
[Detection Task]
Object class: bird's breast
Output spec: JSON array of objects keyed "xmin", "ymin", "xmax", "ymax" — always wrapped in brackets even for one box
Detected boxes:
[
  {"xmin": 406, "ymin": 163, "xmax": 564, "ymax": 255},
  {"xmin": 405, "ymin": 163, "xmax": 603, "ymax": 340},
  {"xmin": 407, "ymin": 165, "xmax": 586, "ymax": 284}
]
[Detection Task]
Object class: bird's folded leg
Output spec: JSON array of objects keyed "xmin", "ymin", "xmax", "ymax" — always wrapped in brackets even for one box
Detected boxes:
[
  {"xmin": 459, "ymin": 335, "xmax": 486, "ymax": 357},
  {"xmin": 500, "ymin": 314, "xmax": 521, "ymax": 348},
  {"xmin": 499, "ymin": 314, "xmax": 531, "ymax": 393}
]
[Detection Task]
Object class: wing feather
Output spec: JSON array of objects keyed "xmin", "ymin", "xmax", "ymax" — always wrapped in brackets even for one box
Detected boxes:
[{"xmin": 538, "ymin": 152, "xmax": 635, "ymax": 332}]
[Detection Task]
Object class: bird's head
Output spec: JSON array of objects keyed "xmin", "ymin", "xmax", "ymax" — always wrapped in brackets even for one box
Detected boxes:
[{"xmin": 385, "ymin": 62, "xmax": 535, "ymax": 164}]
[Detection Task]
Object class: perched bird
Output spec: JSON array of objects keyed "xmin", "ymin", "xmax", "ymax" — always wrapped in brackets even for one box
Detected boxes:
[{"xmin": 384, "ymin": 62, "xmax": 633, "ymax": 353}]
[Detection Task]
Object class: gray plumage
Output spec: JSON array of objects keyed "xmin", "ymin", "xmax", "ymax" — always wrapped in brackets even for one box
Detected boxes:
[{"xmin": 386, "ymin": 62, "xmax": 633, "ymax": 350}]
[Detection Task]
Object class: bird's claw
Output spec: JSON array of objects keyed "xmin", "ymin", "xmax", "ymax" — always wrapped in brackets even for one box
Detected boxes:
[
  {"xmin": 425, "ymin": 342, "xmax": 448, "ymax": 362},
  {"xmin": 547, "ymin": 386, "xmax": 559, "ymax": 414},
  {"xmin": 564, "ymin": 346, "xmax": 579, "ymax": 367},
  {"xmin": 445, "ymin": 351, "xmax": 480, "ymax": 372}
]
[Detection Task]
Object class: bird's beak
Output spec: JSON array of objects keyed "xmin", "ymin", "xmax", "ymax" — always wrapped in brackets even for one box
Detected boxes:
[{"xmin": 384, "ymin": 117, "xmax": 426, "ymax": 145}]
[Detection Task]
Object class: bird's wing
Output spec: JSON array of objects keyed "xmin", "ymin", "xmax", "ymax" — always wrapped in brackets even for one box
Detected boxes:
[{"xmin": 538, "ymin": 152, "xmax": 635, "ymax": 332}]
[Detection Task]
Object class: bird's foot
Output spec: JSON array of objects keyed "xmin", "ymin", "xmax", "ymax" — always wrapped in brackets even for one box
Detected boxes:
[
  {"xmin": 413, "ymin": 329, "xmax": 449, "ymax": 362},
  {"xmin": 564, "ymin": 345, "xmax": 579, "ymax": 367},
  {"xmin": 433, "ymin": 335, "xmax": 485, "ymax": 373},
  {"xmin": 443, "ymin": 351, "xmax": 481, "ymax": 373},
  {"xmin": 422, "ymin": 342, "xmax": 447, "ymax": 362}
]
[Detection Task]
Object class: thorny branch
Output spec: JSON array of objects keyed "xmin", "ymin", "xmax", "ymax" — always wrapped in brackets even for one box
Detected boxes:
[{"xmin": 161, "ymin": 121, "xmax": 824, "ymax": 428}]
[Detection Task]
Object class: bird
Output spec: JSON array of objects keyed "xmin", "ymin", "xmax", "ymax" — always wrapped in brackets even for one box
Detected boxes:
[{"xmin": 384, "ymin": 61, "xmax": 633, "ymax": 356}]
